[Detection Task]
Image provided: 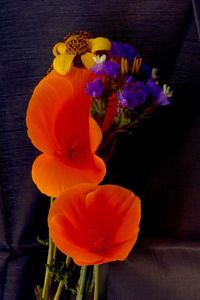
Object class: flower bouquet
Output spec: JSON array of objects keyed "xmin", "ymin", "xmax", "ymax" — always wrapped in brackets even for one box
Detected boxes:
[{"xmin": 26, "ymin": 31, "xmax": 172, "ymax": 300}]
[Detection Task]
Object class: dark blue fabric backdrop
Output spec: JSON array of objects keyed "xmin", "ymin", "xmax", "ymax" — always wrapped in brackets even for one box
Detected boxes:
[{"xmin": 1, "ymin": 0, "xmax": 200, "ymax": 299}]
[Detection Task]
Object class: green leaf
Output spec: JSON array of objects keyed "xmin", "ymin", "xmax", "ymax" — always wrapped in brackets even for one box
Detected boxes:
[{"xmin": 37, "ymin": 236, "xmax": 49, "ymax": 247}]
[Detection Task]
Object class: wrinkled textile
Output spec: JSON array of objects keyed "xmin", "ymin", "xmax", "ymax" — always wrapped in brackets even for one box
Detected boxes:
[{"xmin": 1, "ymin": 0, "xmax": 200, "ymax": 299}]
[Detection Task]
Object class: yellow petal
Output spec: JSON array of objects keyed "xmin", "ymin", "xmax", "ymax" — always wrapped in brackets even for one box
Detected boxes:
[
  {"xmin": 81, "ymin": 53, "xmax": 97, "ymax": 69},
  {"xmin": 52, "ymin": 42, "xmax": 67, "ymax": 56},
  {"xmin": 89, "ymin": 37, "xmax": 111, "ymax": 53},
  {"xmin": 53, "ymin": 54, "xmax": 75, "ymax": 75}
]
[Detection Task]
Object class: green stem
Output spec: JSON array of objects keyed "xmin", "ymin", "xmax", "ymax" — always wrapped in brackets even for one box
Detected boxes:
[
  {"xmin": 65, "ymin": 256, "xmax": 71, "ymax": 268},
  {"xmin": 76, "ymin": 266, "xmax": 87, "ymax": 300},
  {"xmin": 42, "ymin": 197, "xmax": 55, "ymax": 300},
  {"xmin": 48, "ymin": 245, "xmax": 57, "ymax": 297},
  {"xmin": 53, "ymin": 280, "xmax": 64, "ymax": 300},
  {"xmin": 93, "ymin": 265, "xmax": 100, "ymax": 300},
  {"xmin": 88, "ymin": 268, "xmax": 95, "ymax": 294},
  {"xmin": 53, "ymin": 256, "xmax": 71, "ymax": 300}
]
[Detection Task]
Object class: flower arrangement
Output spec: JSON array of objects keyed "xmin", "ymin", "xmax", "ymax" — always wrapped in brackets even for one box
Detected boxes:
[{"xmin": 26, "ymin": 31, "xmax": 172, "ymax": 300}]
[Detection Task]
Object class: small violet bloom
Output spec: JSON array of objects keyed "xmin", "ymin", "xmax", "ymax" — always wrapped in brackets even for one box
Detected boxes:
[
  {"xmin": 109, "ymin": 41, "xmax": 137, "ymax": 63},
  {"xmin": 156, "ymin": 91, "xmax": 171, "ymax": 106},
  {"xmin": 85, "ymin": 78, "xmax": 104, "ymax": 97},
  {"xmin": 91, "ymin": 59, "xmax": 120, "ymax": 79},
  {"xmin": 118, "ymin": 81, "xmax": 147, "ymax": 109},
  {"xmin": 146, "ymin": 79, "xmax": 171, "ymax": 105},
  {"xmin": 90, "ymin": 63, "xmax": 105, "ymax": 75},
  {"xmin": 104, "ymin": 61, "xmax": 120, "ymax": 79},
  {"xmin": 90, "ymin": 55, "xmax": 107, "ymax": 75},
  {"xmin": 116, "ymin": 90, "xmax": 128, "ymax": 107}
]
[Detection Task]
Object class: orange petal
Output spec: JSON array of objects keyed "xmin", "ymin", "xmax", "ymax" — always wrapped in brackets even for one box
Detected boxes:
[
  {"xmin": 64, "ymin": 67, "xmax": 96, "ymax": 91},
  {"xmin": 49, "ymin": 213, "xmax": 105, "ymax": 265},
  {"xmin": 26, "ymin": 68, "xmax": 94, "ymax": 155},
  {"xmin": 52, "ymin": 70, "xmax": 96, "ymax": 153},
  {"xmin": 32, "ymin": 154, "xmax": 106, "ymax": 197},
  {"xmin": 99, "ymin": 237, "xmax": 138, "ymax": 263},
  {"xmin": 48, "ymin": 183, "xmax": 141, "ymax": 265},
  {"xmin": 26, "ymin": 71, "xmax": 74, "ymax": 154},
  {"xmin": 85, "ymin": 185, "xmax": 141, "ymax": 243},
  {"xmin": 89, "ymin": 117, "xmax": 102, "ymax": 153},
  {"xmin": 48, "ymin": 183, "xmax": 103, "ymax": 264}
]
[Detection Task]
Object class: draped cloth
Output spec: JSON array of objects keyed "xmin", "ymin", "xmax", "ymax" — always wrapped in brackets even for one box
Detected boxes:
[{"xmin": 1, "ymin": 1, "xmax": 200, "ymax": 299}]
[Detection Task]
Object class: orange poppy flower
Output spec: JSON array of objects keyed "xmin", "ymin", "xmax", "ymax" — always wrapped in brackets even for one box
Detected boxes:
[
  {"xmin": 26, "ymin": 68, "xmax": 106, "ymax": 197},
  {"xmin": 48, "ymin": 183, "xmax": 141, "ymax": 266}
]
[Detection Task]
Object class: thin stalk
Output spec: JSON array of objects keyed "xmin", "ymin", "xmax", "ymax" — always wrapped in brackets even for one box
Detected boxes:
[
  {"xmin": 53, "ymin": 280, "xmax": 64, "ymax": 300},
  {"xmin": 65, "ymin": 256, "xmax": 71, "ymax": 268},
  {"xmin": 48, "ymin": 244, "xmax": 57, "ymax": 297},
  {"xmin": 88, "ymin": 268, "xmax": 95, "ymax": 294},
  {"xmin": 42, "ymin": 197, "xmax": 55, "ymax": 300},
  {"xmin": 76, "ymin": 266, "xmax": 87, "ymax": 300},
  {"xmin": 93, "ymin": 265, "xmax": 100, "ymax": 300},
  {"xmin": 53, "ymin": 256, "xmax": 71, "ymax": 300}
]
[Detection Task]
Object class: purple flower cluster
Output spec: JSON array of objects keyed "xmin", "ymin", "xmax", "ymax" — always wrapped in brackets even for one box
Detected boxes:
[
  {"xmin": 85, "ymin": 39, "xmax": 171, "ymax": 121},
  {"xmin": 117, "ymin": 77, "xmax": 170, "ymax": 110}
]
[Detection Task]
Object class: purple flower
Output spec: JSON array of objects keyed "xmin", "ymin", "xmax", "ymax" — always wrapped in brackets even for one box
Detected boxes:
[
  {"xmin": 117, "ymin": 90, "xmax": 128, "ymax": 107},
  {"xmin": 109, "ymin": 41, "xmax": 137, "ymax": 63},
  {"xmin": 90, "ymin": 63, "xmax": 105, "ymax": 76},
  {"xmin": 85, "ymin": 78, "xmax": 104, "ymax": 97},
  {"xmin": 91, "ymin": 60, "xmax": 120, "ymax": 79},
  {"xmin": 146, "ymin": 79, "xmax": 161, "ymax": 98},
  {"xmin": 118, "ymin": 81, "xmax": 147, "ymax": 109},
  {"xmin": 104, "ymin": 61, "xmax": 120, "ymax": 79},
  {"xmin": 156, "ymin": 91, "xmax": 171, "ymax": 105},
  {"xmin": 146, "ymin": 79, "xmax": 170, "ymax": 105}
]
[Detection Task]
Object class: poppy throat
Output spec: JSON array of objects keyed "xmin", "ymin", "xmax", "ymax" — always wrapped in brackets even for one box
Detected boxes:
[{"xmin": 66, "ymin": 147, "xmax": 75, "ymax": 160}]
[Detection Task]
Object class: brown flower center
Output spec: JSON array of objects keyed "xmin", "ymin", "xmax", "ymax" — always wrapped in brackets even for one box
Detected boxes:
[{"xmin": 64, "ymin": 31, "xmax": 92, "ymax": 55}]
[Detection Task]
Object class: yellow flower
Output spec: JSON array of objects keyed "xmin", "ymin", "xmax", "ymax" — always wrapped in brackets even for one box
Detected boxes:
[{"xmin": 52, "ymin": 31, "xmax": 111, "ymax": 75}]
